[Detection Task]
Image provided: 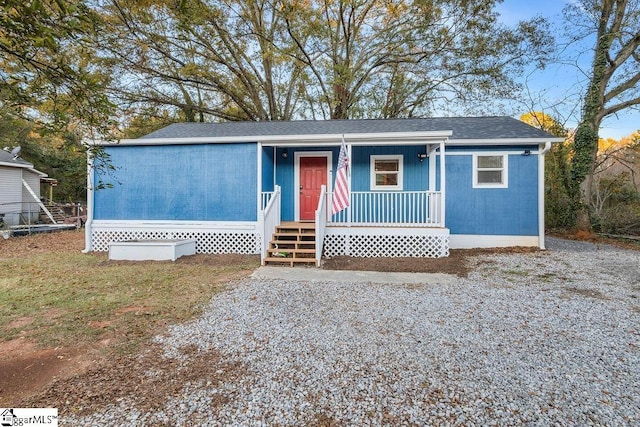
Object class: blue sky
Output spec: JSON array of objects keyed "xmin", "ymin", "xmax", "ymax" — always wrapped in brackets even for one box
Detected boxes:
[{"xmin": 496, "ymin": 0, "xmax": 639, "ymax": 139}]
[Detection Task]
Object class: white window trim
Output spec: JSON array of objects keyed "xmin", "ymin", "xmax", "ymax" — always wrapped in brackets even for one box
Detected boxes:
[
  {"xmin": 473, "ymin": 153, "xmax": 508, "ymax": 189},
  {"xmin": 370, "ymin": 154, "xmax": 403, "ymax": 191}
]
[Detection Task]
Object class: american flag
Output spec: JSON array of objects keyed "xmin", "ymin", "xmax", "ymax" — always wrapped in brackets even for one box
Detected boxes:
[{"xmin": 332, "ymin": 136, "xmax": 350, "ymax": 215}]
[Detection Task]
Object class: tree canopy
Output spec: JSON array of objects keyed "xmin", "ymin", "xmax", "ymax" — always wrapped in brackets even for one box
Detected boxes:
[
  {"xmin": 94, "ymin": 0, "xmax": 552, "ymax": 121},
  {"xmin": 0, "ymin": 0, "xmax": 114, "ymax": 132}
]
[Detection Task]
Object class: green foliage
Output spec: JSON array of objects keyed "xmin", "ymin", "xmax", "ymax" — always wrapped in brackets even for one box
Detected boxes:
[
  {"xmin": 0, "ymin": 1, "xmax": 119, "ymax": 202},
  {"xmin": 565, "ymin": 0, "xmax": 640, "ymax": 230},
  {"xmin": 0, "ymin": 105, "xmax": 87, "ymax": 201},
  {"xmin": 591, "ymin": 176, "xmax": 640, "ymax": 235},
  {"xmin": 545, "ymin": 140, "xmax": 576, "ymax": 230},
  {"xmin": 519, "ymin": 112, "xmax": 576, "ymax": 230},
  {"xmin": 589, "ymin": 135, "xmax": 640, "ymax": 235},
  {"xmin": 570, "ymin": 125, "xmax": 598, "ymax": 197},
  {"xmin": 120, "ymin": 109, "xmax": 188, "ymax": 139},
  {"xmin": 0, "ymin": 1, "xmax": 115, "ymax": 133}
]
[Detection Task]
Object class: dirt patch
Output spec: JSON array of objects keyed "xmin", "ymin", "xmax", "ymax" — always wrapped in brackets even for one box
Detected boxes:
[
  {"xmin": 0, "ymin": 339, "xmax": 93, "ymax": 406},
  {"xmin": 563, "ymin": 287, "xmax": 610, "ymax": 300},
  {"xmin": 322, "ymin": 247, "xmax": 540, "ymax": 277},
  {"xmin": 99, "ymin": 253, "xmax": 260, "ymax": 267},
  {"xmin": 7, "ymin": 317, "xmax": 34, "ymax": 330},
  {"xmin": 0, "ymin": 229, "xmax": 85, "ymax": 258},
  {"xmin": 24, "ymin": 344, "xmax": 246, "ymax": 418},
  {"xmin": 177, "ymin": 253, "xmax": 260, "ymax": 266}
]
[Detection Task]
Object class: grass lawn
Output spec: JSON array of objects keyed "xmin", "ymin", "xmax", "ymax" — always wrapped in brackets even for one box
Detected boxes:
[{"xmin": 0, "ymin": 230, "xmax": 260, "ymax": 353}]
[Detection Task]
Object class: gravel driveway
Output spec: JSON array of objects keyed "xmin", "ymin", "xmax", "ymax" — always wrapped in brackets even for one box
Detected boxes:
[{"xmin": 71, "ymin": 238, "xmax": 639, "ymax": 426}]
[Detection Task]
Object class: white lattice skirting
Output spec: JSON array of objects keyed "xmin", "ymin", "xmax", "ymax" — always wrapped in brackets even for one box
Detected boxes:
[
  {"xmin": 323, "ymin": 227, "xmax": 450, "ymax": 258},
  {"xmin": 90, "ymin": 222, "xmax": 260, "ymax": 254},
  {"xmin": 90, "ymin": 222, "xmax": 449, "ymax": 258}
]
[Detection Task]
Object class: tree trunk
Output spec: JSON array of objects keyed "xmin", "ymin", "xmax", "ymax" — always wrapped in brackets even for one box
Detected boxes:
[{"xmin": 570, "ymin": 1, "xmax": 614, "ymax": 231}]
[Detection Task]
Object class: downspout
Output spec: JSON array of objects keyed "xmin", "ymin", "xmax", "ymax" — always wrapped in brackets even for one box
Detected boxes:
[
  {"xmin": 257, "ymin": 142, "xmax": 263, "ymax": 213},
  {"xmin": 439, "ymin": 139, "xmax": 446, "ymax": 229},
  {"xmin": 345, "ymin": 135, "xmax": 352, "ymax": 227},
  {"xmin": 538, "ymin": 141, "xmax": 552, "ymax": 249},
  {"xmin": 83, "ymin": 148, "xmax": 94, "ymax": 253}
]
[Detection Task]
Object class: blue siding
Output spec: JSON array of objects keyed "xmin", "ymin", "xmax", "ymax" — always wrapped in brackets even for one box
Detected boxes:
[
  {"xmin": 94, "ymin": 144, "xmax": 257, "ymax": 221},
  {"xmin": 261, "ymin": 146, "xmax": 275, "ymax": 192},
  {"xmin": 445, "ymin": 153, "xmax": 538, "ymax": 235},
  {"xmin": 351, "ymin": 146, "xmax": 429, "ymax": 191}
]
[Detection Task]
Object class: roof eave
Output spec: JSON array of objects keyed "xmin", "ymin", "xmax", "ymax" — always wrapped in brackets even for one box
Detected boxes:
[
  {"xmin": 447, "ymin": 137, "xmax": 565, "ymax": 145},
  {"xmin": 0, "ymin": 160, "xmax": 34, "ymax": 169},
  {"xmin": 98, "ymin": 131, "xmax": 454, "ymax": 146}
]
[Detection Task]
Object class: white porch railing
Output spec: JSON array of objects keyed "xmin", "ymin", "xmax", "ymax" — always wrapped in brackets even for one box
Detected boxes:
[
  {"xmin": 329, "ymin": 191, "xmax": 442, "ymax": 227},
  {"xmin": 259, "ymin": 185, "xmax": 281, "ymax": 264},
  {"xmin": 314, "ymin": 185, "xmax": 327, "ymax": 267},
  {"xmin": 261, "ymin": 191, "xmax": 275, "ymax": 210}
]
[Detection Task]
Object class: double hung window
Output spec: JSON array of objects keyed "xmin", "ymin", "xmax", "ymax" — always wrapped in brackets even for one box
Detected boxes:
[
  {"xmin": 473, "ymin": 154, "xmax": 508, "ymax": 188},
  {"xmin": 371, "ymin": 155, "xmax": 403, "ymax": 190}
]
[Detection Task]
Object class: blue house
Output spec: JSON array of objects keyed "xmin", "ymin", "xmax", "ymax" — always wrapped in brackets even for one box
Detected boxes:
[{"xmin": 85, "ymin": 117, "xmax": 562, "ymax": 265}]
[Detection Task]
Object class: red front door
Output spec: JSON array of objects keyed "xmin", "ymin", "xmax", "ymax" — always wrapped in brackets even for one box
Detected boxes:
[{"xmin": 299, "ymin": 156, "xmax": 327, "ymax": 220}]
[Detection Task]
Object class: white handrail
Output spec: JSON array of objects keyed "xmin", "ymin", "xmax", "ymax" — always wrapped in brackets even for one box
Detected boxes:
[
  {"xmin": 259, "ymin": 185, "xmax": 281, "ymax": 264},
  {"xmin": 261, "ymin": 191, "xmax": 275, "ymax": 210},
  {"xmin": 314, "ymin": 185, "xmax": 327, "ymax": 267}
]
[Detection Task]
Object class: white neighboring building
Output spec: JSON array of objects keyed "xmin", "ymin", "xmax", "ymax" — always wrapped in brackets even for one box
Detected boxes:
[{"xmin": 0, "ymin": 148, "xmax": 47, "ymax": 226}]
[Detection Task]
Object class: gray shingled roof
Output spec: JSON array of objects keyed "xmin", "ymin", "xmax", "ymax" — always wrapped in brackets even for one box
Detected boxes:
[
  {"xmin": 0, "ymin": 148, "xmax": 33, "ymax": 167},
  {"xmin": 141, "ymin": 116, "xmax": 556, "ymax": 140}
]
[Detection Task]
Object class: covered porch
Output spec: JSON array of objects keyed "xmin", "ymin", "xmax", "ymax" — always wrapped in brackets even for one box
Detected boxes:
[
  {"xmin": 260, "ymin": 187, "xmax": 449, "ymax": 266},
  {"xmin": 258, "ymin": 131, "xmax": 451, "ymax": 266}
]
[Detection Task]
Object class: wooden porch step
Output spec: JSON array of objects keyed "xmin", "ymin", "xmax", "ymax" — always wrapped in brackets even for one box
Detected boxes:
[
  {"xmin": 272, "ymin": 237, "xmax": 315, "ymax": 244},
  {"xmin": 267, "ymin": 248, "xmax": 316, "ymax": 254},
  {"xmin": 264, "ymin": 221, "xmax": 317, "ymax": 267},
  {"xmin": 264, "ymin": 256, "xmax": 316, "ymax": 267},
  {"xmin": 280, "ymin": 221, "xmax": 315, "ymax": 228},
  {"xmin": 277, "ymin": 222, "xmax": 316, "ymax": 233},
  {"xmin": 273, "ymin": 232, "xmax": 315, "ymax": 238}
]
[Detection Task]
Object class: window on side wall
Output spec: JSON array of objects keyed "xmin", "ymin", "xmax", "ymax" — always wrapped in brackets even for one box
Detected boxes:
[
  {"xmin": 371, "ymin": 155, "xmax": 403, "ymax": 190},
  {"xmin": 473, "ymin": 154, "xmax": 508, "ymax": 188}
]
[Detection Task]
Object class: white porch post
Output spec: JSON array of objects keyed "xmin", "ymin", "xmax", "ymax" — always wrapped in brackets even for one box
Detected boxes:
[
  {"xmin": 345, "ymin": 140, "xmax": 352, "ymax": 255},
  {"xmin": 428, "ymin": 144, "xmax": 436, "ymax": 192},
  {"xmin": 83, "ymin": 148, "xmax": 94, "ymax": 253},
  {"xmin": 257, "ymin": 142, "xmax": 262, "ymax": 215},
  {"xmin": 347, "ymin": 140, "xmax": 352, "ymax": 226},
  {"xmin": 439, "ymin": 139, "xmax": 446, "ymax": 227}
]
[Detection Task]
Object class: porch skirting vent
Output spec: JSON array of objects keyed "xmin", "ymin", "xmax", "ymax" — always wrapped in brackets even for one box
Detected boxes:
[
  {"xmin": 323, "ymin": 228, "xmax": 450, "ymax": 258},
  {"xmin": 91, "ymin": 228, "xmax": 259, "ymax": 254}
]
